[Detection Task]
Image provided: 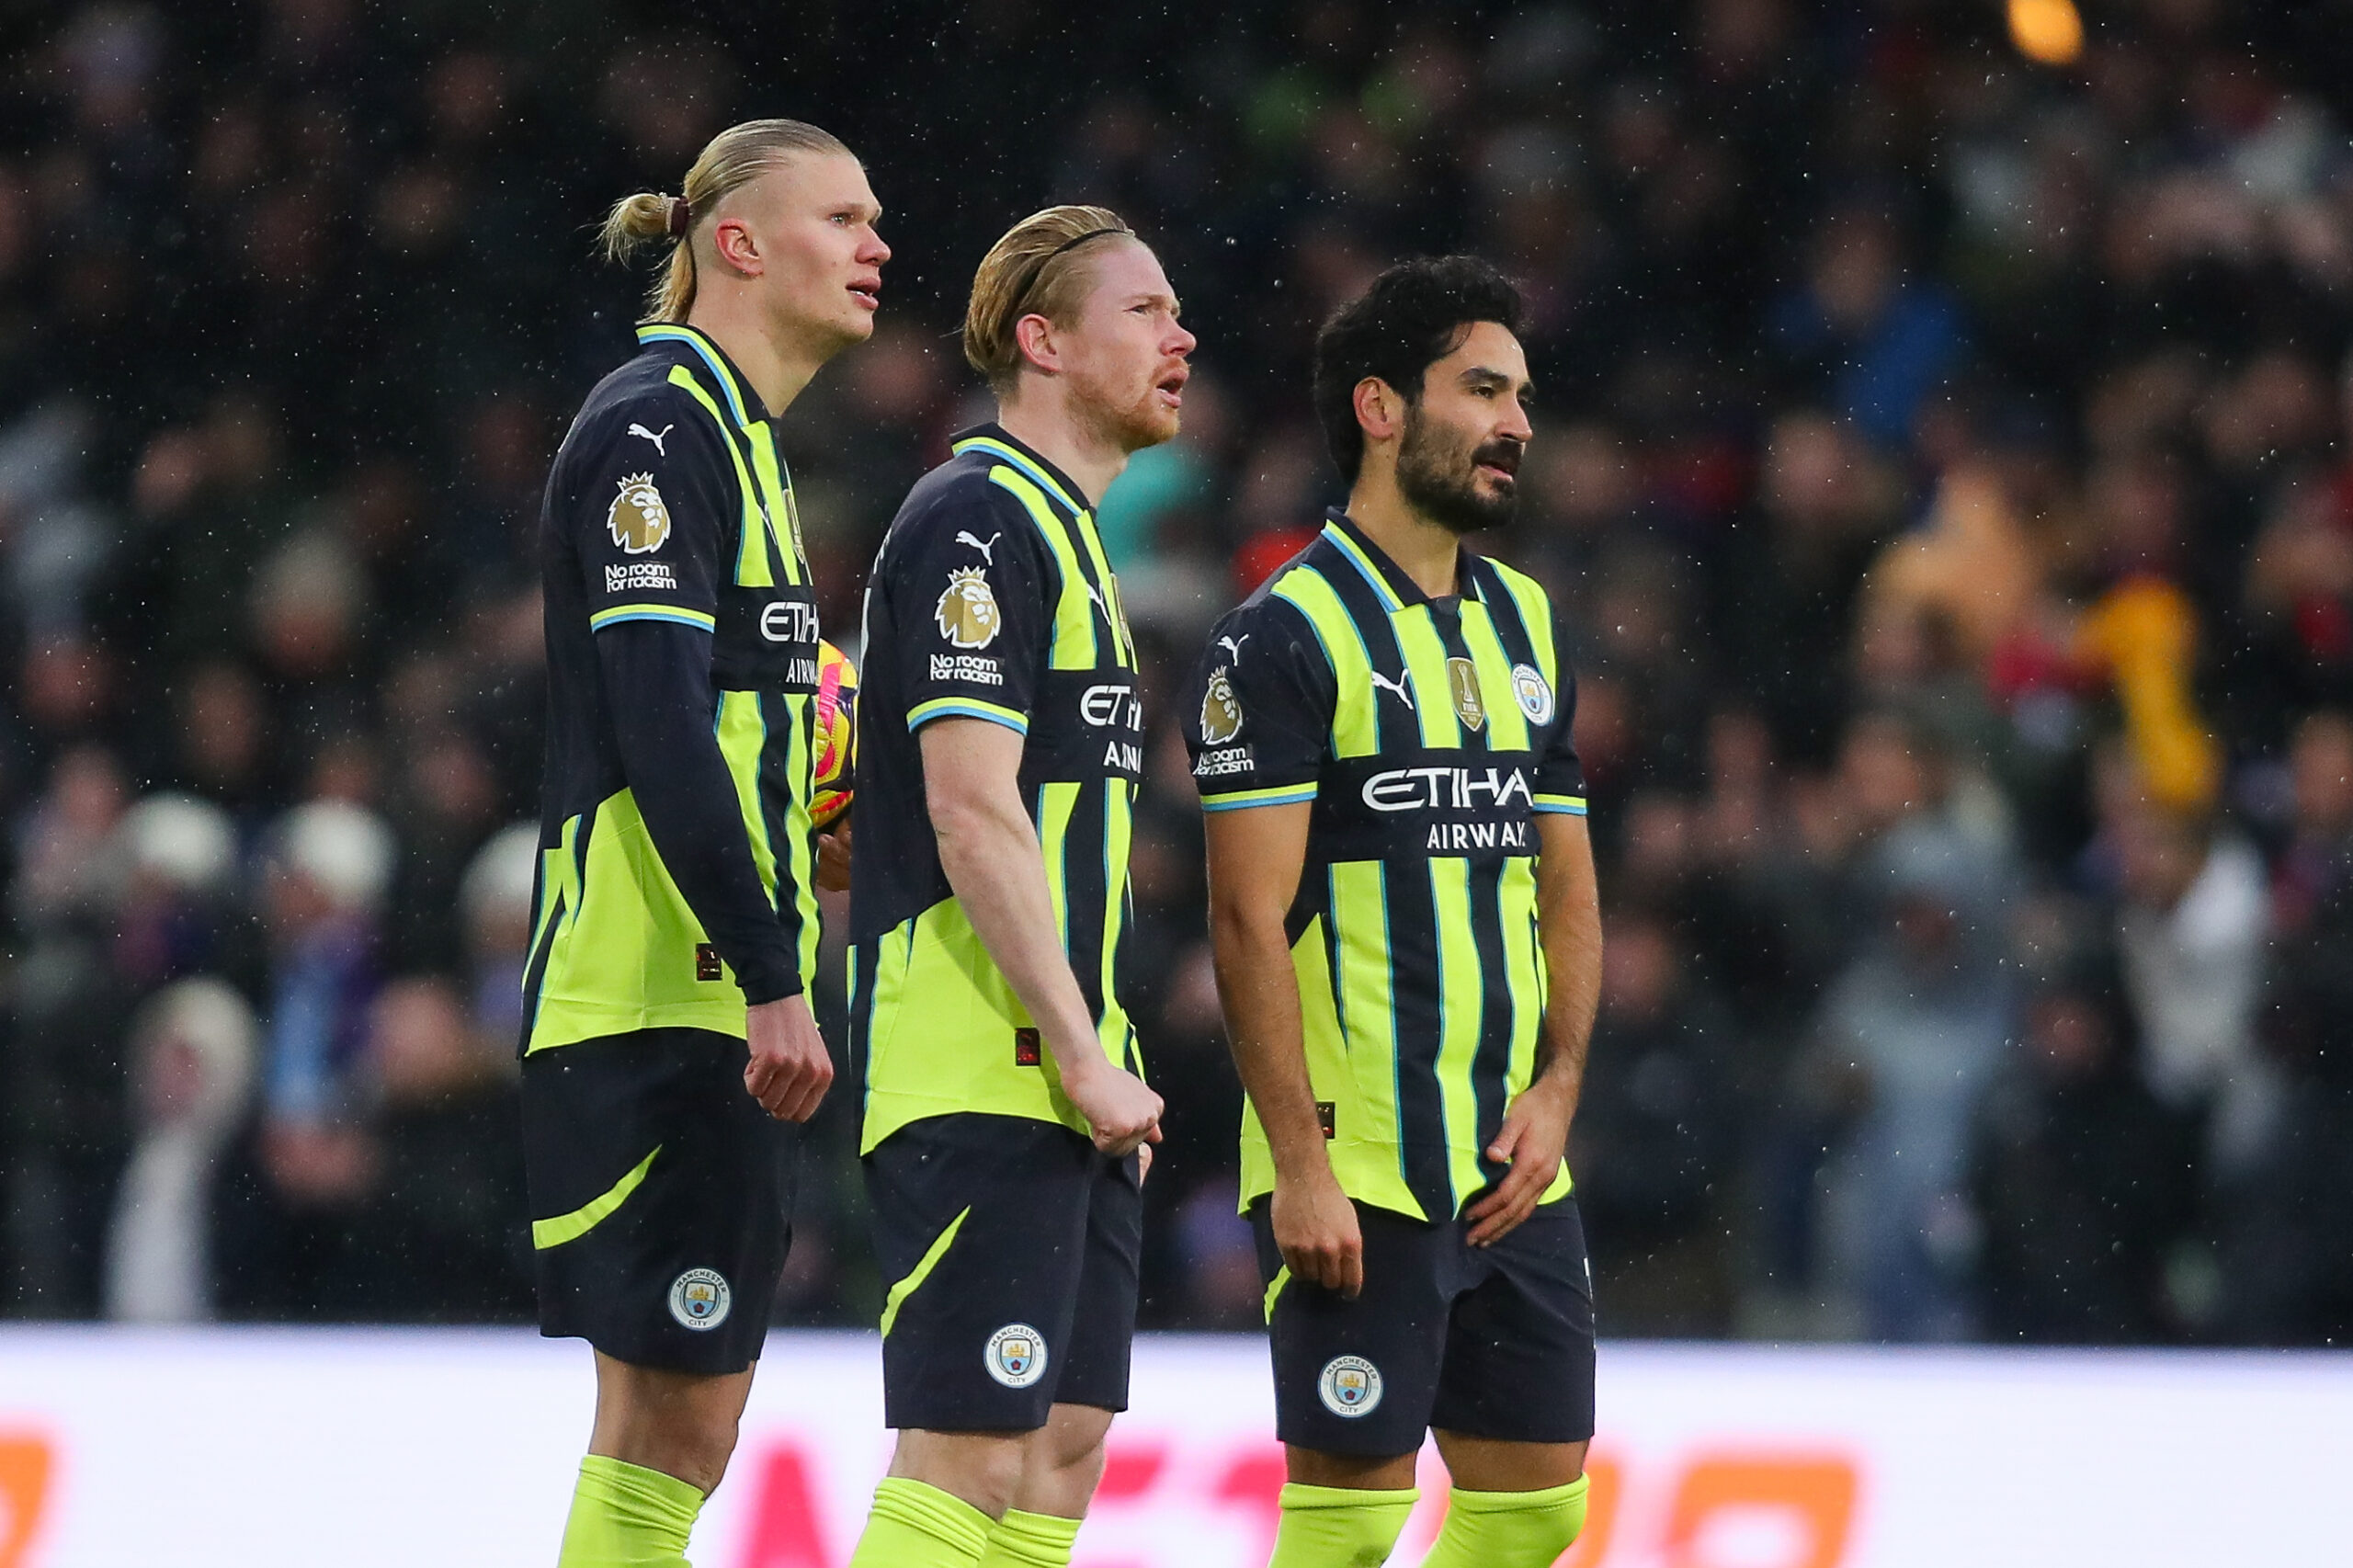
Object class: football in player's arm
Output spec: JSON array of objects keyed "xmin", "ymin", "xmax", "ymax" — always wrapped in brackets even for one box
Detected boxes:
[
  {"xmin": 1187, "ymin": 256, "xmax": 1604, "ymax": 1568},
  {"xmin": 841, "ymin": 206, "xmax": 1194, "ymax": 1568},
  {"xmin": 522, "ymin": 119, "xmax": 887, "ymax": 1568}
]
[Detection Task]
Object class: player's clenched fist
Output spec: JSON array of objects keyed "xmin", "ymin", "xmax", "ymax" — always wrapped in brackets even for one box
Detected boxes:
[
  {"xmin": 1063, "ymin": 1058, "xmax": 1164, "ymax": 1157},
  {"xmin": 744, "ymin": 994, "xmax": 834, "ymax": 1122}
]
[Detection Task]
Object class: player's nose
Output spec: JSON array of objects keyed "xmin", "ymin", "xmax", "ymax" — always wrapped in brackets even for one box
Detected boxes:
[
  {"xmin": 862, "ymin": 228, "xmax": 891, "ymax": 266},
  {"xmin": 1167, "ymin": 320, "xmax": 1198, "ymax": 358}
]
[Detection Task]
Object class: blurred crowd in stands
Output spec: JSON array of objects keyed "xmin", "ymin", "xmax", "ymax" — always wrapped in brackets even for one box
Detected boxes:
[{"xmin": 2, "ymin": 0, "xmax": 2350, "ymax": 1346}]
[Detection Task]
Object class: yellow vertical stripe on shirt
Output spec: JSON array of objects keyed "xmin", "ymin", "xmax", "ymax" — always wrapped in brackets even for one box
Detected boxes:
[
  {"xmin": 1069, "ymin": 500, "xmax": 1135, "ymax": 665},
  {"xmin": 1392, "ymin": 609, "xmax": 1462, "ymax": 749},
  {"xmin": 663, "ymin": 366, "xmax": 770, "ymax": 589},
  {"xmin": 745, "ymin": 423, "xmax": 804, "ymax": 587},
  {"xmin": 1499, "ymin": 857, "xmax": 1545, "ymax": 1089},
  {"xmin": 1460, "ymin": 600, "xmax": 1532, "ymax": 753},
  {"xmin": 986, "ymin": 468, "xmax": 1098, "ymax": 669},
  {"xmin": 1328, "ymin": 858, "xmax": 1423, "ymax": 1218},
  {"xmin": 1429, "ymin": 856, "xmax": 1488, "ymax": 1208},
  {"xmin": 1273, "ymin": 571, "xmax": 1381, "ymax": 759},
  {"xmin": 1037, "ymin": 781, "xmax": 1083, "ymax": 952},
  {"xmin": 1491, "ymin": 558, "xmax": 1558, "ymax": 680},
  {"xmin": 715, "ymin": 689, "xmax": 775, "ymax": 897},
  {"xmin": 1100, "ymin": 782, "xmax": 1134, "ymax": 1053}
]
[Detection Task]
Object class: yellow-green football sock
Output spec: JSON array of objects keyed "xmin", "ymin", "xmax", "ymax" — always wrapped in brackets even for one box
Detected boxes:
[
  {"xmin": 556, "ymin": 1454, "xmax": 705, "ymax": 1568},
  {"xmin": 1267, "ymin": 1482, "xmax": 1418, "ymax": 1568},
  {"xmin": 1417, "ymin": 1475, "xmax": 1589, "ymax": 1568},
  {"xmin": 977, "ymin": 1506, "xmax": 1083, "ymax": 1567},
  {"xmin": 846, "ymin": 1476, "xmax": 995, "ymax": 1568}
]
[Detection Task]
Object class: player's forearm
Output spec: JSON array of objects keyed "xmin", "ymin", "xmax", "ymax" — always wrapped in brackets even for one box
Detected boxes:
[
  {"xmin": 931, "ymin": 785, "xmax": 1103, "ymax": 1071},
  {"xmin": 1210, "ymin": 897, "xmax": 1334, "ymax": 1183},
  {"xmin": 599, "ymin": 622, "xmax": 799, "ymax": 1003},
  {"xmin": 1534, "ymin": 819, "xmax": 1603, "ymax": 1111}
]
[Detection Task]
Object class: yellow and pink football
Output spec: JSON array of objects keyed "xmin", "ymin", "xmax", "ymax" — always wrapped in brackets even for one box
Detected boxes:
[{"xmin": 812, "ymin": 639, "xmax": 858, "ymax": 828}]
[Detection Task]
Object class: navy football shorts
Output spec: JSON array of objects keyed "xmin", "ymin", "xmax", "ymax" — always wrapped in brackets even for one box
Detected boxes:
[
  {"xmin": 1250, "ymin": 1196, "xmax": 1597, "ymax": 1457},
  {"xmin": 521, "ymin": 1028, "xmax": 798, "ymax": 1375},
  {"xmin": 866, "ymin": 1113, "xmax": 1142, "ymax": 1431}
]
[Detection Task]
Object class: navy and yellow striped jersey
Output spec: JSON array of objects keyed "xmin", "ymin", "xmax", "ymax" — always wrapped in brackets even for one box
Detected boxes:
[
  {"xmin": 848, "ymin": 426, "xmax": 1144, "ymax": 1153},
  {"xmin": 524, "ymin": 323, "xmax": 824, "ymax": 1052},
  {"xmin": 1183, "ymin": 510, "xmax": 1586, "ymax": 1223}
]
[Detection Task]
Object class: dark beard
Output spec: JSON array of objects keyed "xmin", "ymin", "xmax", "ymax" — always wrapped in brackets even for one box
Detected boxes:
[{"xmin": 1395, "ymin": 410, "xmax": 1518, "ymax": 536}]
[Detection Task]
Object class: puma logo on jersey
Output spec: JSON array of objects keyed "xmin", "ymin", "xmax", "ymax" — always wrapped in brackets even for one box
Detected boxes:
[
  {"xmin": 1217, "ymin": 633, "xmax": 1251, "ymax": 661},
  {"xmin": 627, "ymin": 423, "xmax": 673, "ymax": 456},
  {"xmin": 955, "ymin": 530, "xmax": 1002, "ymax": 564},
  {"xmin": 1369, "ymin": 669, "xmax": 1416, "ymax": 710}
]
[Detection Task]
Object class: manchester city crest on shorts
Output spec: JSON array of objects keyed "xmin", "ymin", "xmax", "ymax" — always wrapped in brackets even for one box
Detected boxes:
[
  {"xmin": 1317, "ymin": 1355, "xmax": 1383, "ymax": 1417},
  {"xmin": 984, "ymin": 1323, "xmax": 1049, "ymax": 1388},
  {"xmin": 668, "ymin": 1267, "xmax": 732, "ymax": 1332},
  {"xmin": 936, "ymin": 567, "xmax": 1003, "ymax": 650},
  {"xmin": 1510, "ymin": 662, "xmax": 1553, "ymax": 724},
  {"xmin": 608, "ymin": 473, "xmax": 673, "ymax": 554}
]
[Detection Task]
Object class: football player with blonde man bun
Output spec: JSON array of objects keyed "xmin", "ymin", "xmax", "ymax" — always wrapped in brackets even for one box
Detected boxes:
[
  {"xmin": 842, "ymin": 204, "xmax": 1193, "ymax": 1568},
  {"xmin": 524, "ymin": 117, "xmax": 885, "ymax": 1568}
]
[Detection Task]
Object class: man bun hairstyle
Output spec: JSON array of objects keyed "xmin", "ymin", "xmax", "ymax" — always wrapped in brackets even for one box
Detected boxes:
[
  {"xmin": 1313, "ymin": 255, "xmax": 1527, "ymax": 483},
  {"xmin": 601, "ymin": 118, "xmax": 854, "ymax": 324},
  {"xmin": 964, "ymin": 205, "xmax": 1137, "ymax": 392}
]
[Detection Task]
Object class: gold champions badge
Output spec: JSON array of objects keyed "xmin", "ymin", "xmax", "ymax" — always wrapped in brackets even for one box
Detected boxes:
[{"xmin": 1448, "ymin": 656, "xmax": 1485, "ymax": 732}]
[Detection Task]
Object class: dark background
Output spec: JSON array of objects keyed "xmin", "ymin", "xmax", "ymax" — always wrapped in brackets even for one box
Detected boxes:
[{"xmin": 3, "ymin": 0, "xmax": 2351, "ymax": 1346}]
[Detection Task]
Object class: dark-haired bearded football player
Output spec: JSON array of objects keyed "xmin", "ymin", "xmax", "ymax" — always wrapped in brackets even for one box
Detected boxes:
[{"xmin": 1185, "ymin": 256, "xmax": 1603, "ymax": 1568}]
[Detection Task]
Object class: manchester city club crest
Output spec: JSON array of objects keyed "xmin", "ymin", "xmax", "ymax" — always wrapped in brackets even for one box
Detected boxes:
[
  {"xmin": 1448, "ymin": 656, "xmax": 1485, "ymax": 732},
  {"xmin": 1199, "ymin": 665, "xmax": 1244, "ymax": 745},
  {"xmin": 1317, "ymin": 1355, "xmax": 1383, "ymax": 1417},
  {"xmin": 667, "ymin": 1267, "xmax": 732, "ymax": 1332},
  {"xmin": 985, "ymin": 1323, "xmax": 1049, "ymax": 1389},
  {"xmin": 1510, "ymin": 662, "xmax": 1553, "ymax": 724},
  {"xmin": 607, "ymin": 473, "xmax": 672, "ymax": 554},
  {"xmin": 935, "ymin": 566, "xmax": 1003, "ymax": 650}
]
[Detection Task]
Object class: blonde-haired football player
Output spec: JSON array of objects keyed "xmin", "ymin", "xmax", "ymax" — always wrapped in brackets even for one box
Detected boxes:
[
  {"xmin": 841, "ymin": 205, "xmax": 1192, "ymax": 1568},
  {"xmin": 524, "ymin": 118, "xmax": 884, "ymax": 1568}
]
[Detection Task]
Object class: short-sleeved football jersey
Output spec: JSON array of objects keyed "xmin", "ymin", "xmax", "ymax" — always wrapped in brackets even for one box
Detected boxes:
[
  {"xmin": 525, "ymin": 324, "xmax": 824, "ymax": 1051},
  {"xmin": 849, "ymin": 426, "xmax": 1146, "ymax": 1153},
  {"xmin": 1184, "ymin": 510, "xmax": 1586, "ymax": 1223}
]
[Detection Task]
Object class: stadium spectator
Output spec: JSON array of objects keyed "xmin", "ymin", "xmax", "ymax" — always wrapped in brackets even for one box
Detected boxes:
[
  {"xmin": 1573, "ymin": 905, "xmax": 1744, "ymax": 1337},
  {"xmin": 104, "ymin": 976, "xmax": 257, "ymax": 1323},
  {"xmin": 1968, "ymin": 964, "xmax": 2197, "ymax": 1344}
]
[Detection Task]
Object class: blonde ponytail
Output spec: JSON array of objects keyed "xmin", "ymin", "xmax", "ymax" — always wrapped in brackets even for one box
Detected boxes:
[{"xmin": 601, "ymin": 118, "xmax": 854, "ymax": 324}]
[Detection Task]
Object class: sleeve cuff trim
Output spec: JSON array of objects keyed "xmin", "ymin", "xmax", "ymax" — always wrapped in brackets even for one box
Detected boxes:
[
  {"xmin": 591, "ymin": 604, "xmax": 717, "ymax": 632},
  {"xmin": 1199, "ymin": 784, "xmax": 1319, "ymax": 812},
  {"xmin": 908, "ymin": 698, "xmax": 1030, "ymax": 736},
  {"xmin": 1532, "ymin": 795, "xmax": 1589, "ymax": 816}
]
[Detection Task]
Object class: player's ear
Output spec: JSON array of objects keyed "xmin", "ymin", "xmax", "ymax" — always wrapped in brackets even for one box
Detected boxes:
[
  {"xmin": 711, "ymin": 214, "xmax": 761, "ymax": 278},
  {"xmin": 1353, "ymin": 377, "xmax": 1404, "ymax": 446},
  {"xmin": 1014, "ymin": 312, "xmax": 1061, "ymax": 375}
]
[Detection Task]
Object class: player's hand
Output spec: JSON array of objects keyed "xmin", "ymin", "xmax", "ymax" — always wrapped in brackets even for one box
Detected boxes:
[
  {"xmin": 1061, "ymin": 1058, "xmax": 1164, "ymax": 1157},
  {"xmin": 744, "ymin": 994, "xmax": 834, "ymax": 1121},
  {"xmin": 1273, "ymin": 1165, "xmax": 1363, "ymax": 1299},
  {"xmin": 815, "ymin": 821, "xmax": 852, "ymax": 892},
  {"xmin": 1465, "ymin": 1079, "xmax": 1574, "ymax": 1246}
]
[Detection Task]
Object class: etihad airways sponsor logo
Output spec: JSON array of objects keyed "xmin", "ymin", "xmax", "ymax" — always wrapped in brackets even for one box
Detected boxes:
[
  {"xmin": 1359, "ymin": 765, "xmax": 1533, "ymax": 813},
  {"xmin": 1082, "ymin": 683, "xmax": 1143, "ymax": 731},
  {"xmin": 760, "ymin": 600, "xmax": 820, "ymax": 643}
]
